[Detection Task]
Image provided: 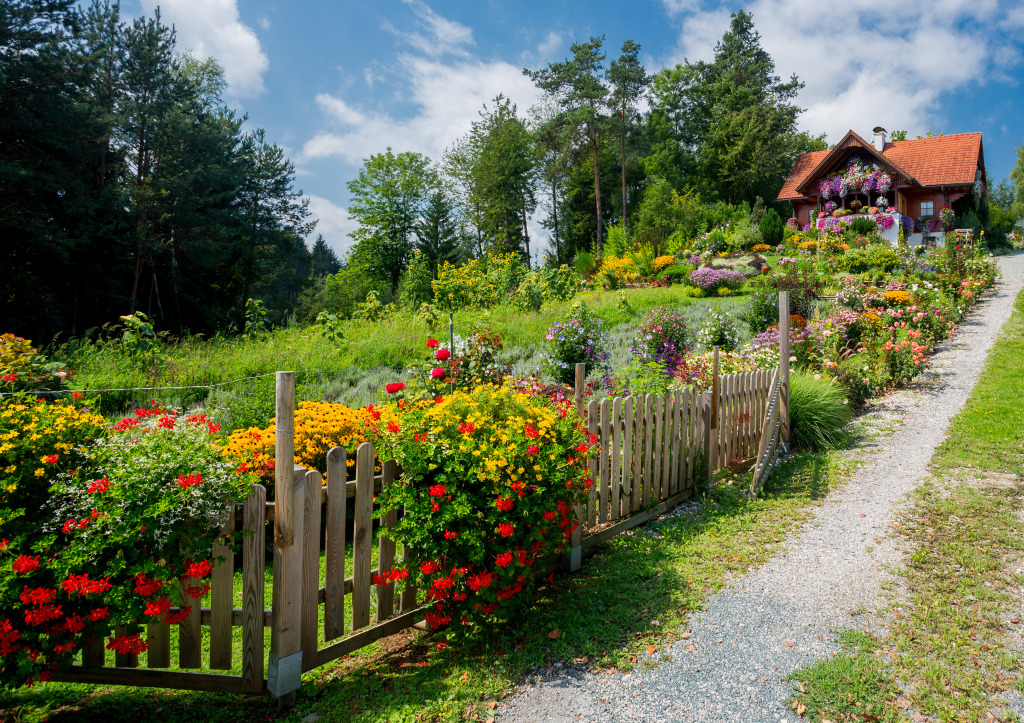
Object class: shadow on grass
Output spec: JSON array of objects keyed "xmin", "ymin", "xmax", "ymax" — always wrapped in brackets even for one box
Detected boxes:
[{"xmin": 0, "ymin": 452, "xmax": 846, "ymax": 723}]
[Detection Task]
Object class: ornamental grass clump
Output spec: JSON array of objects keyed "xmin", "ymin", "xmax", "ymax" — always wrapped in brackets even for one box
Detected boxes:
[
  {"xmin": 371, "ymin": 385, "xmax": 590, "ymax": 638},
  {"xmin": 630, "ymin": 306, "xmax": 688, "ymax": 368},
  {"xmin": 688, "ymin": 268, "xmax": 746, "ymax": 294},
  {"xmin": 542, "ymin": 303, "xmax": 610, "ymax": 384},
  {"xmin": 789, "ymin": 371, "xmax": 853, "ymax": 451},
  {"xmin": 1, "ymin": 403, "xmax": 251, "ymax": 688}
]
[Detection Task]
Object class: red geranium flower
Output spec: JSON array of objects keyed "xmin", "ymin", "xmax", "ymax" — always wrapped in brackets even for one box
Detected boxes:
[
  {"xmin": 443, "ymin": 529, "xmax": 458, "ymax": 540},
  {"xmin": 467, "ymin": 571, "xmax": 495, "ymax": 592},
  {"xmin": 429, "ymin": 484, "xmax": 447, "ymax": 498},
  {"xmin": 385, "ymin": 382, "xmax": 406, "ymax": 394},
  {"xmin": 185, "ymin": 560, "xmax": 213, "ymax": 579},
  {"xmin": 458, "ymin": 421, "xmax": 475, "ymax": 435},
  {"xmin": 498, "ymin": 523, "xmax": 514, "ymax": 537},
  {"xmin": 87, "ymin": 477, "xmax": 110, "ymax": 494},
  {"xmin": 527, "ymin": 445, "xmax": 539, "ymax": 455},
  {"xmin": 12, "ymin": 555, "xmax": 40, "ymax": 574},
  {"xmin": 42, "ymin": 454, "xmax": 59, "ymax": 464},
  {"xmin": 495, "ymin": 552, "xmax": 513, "ymax": 568},
  {"xmin": 495, "ymin": 497, "xmax": 514, "ymax": 511},
  {"xmin": 387, "ymin": 421, "xmax": 400, "ymax": 434},
  {"xmin": 177, "ymin": 472, "xmax": 203, "ymax": 490}
]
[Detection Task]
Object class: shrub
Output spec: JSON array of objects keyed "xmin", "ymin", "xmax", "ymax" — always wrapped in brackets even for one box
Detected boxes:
[
  {"xmin": 542, "ymin": 303, "xmax": 610, "ymax": 384},
  {"xmin": 751, "ymin": 243, "xmax": 771, "ymax": 253},
  {"xmin": 651, "ymin": 255, "xmax": 676, "ymax": 275},
  {"xmin": 1, "ymin": 408, "xmax": 250, "ymax": 688},
  {"xmin": 688, "ymin": 268, "xmax": 746, "ymax": 294},
  {"xmin": 0, "ymin": 335, "xmax": 74, "ymax": 394},
  {"xmin": 759, "ymin": 208, "xmax": 784, "ymax": 246},
  {"xmin": 597, "ymin": 256, "xmax": 635, "ymax": 289},
  {"xmin": 432, "ymin": 253, "xmax": 527, "ymax": 311},
  {"xmin": 222, "ymin": 401, "xmax": 380, "ymax": 488},
  {"xmin": 694, "ymin": 308, "xmax": 741, "ymax": 352},
  {"xmin": 659, "ymin": 265, "xmax": 690, "ymax": 284},
  {"xmin": 370, "ymin": 385, "xmax": 589, "ymax": 636},
  {"xmin": 789, "ymin": 370, "xmax": 853, "ymax": 451},
  {"xmin": 630, "ymin": 306, "xmax": 688, "ymax": 367},
  {"xmin": 611, "ymin": 359, "xmax": 671, "ymax": 396},
  {"xmin": 847, "ymin": 217, "xmax": 878, "ymax": 235},
  {"xmin": 745, "ymin": 290, "xmax": 780, "ymax": 335},
  {"xmin": 840, "ymin": 245, "xmax": 899, "ymax": 273},
  {"xmin": 573, "ymin": 251, "xmax": 597, "ymax": 278},
  {"xmin": 394, "ymin": 328, "xmax": 513, "ymax": 404}
]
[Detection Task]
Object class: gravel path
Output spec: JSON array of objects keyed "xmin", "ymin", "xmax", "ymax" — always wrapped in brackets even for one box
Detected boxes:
[{"xmin": 499, "ymin": 252, "xmax": 1024, "ymax": 723}]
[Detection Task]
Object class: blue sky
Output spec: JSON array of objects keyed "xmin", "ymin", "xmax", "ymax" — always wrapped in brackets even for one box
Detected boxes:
[{"xmin": 132, "ymin": 0, "xmax": 1024, "ymax": 255}]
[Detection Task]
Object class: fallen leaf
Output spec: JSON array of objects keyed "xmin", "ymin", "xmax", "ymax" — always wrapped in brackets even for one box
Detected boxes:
[
  {"xmin": 685, "ymin": 645, "xmax": 695, "ymax": 652},
  {"xmin": 860, "ymin": 513, "xmax": 866, "ymax": 518},
  {"xmin": 548, "ymin": 629, "xmax": 562, "ymax": 640},
  {"xmin": 487, "ymin": 702, "xmax": 498, "ymax": 709},
  {"xmin": 629, "ymin": 655, "xmax": 637, "ymax": 663},
  {"xmin": 817, "ymin": 635, "xmax": 824, "ymax": 641},
  {"xmin": 461, "ymin": 672, "xmax": 469, "ymax": 682},
  {"xmin": 796, "ymin": 701, "xmax": 806, "ymax": 715},
  {"xmin": 647, "ymin": 645, "xmax": 656, "ymax": 655},
  {"xmin": 973, "ymin": 656, "xmax": 982, "ymax": 668},
  {"xmin": 785, "ymin": 640, "xmax": 794, "ymax": 647},
  {"xmin": 681, "ymin": 632, "xmax": 691, "ymax": 639}
]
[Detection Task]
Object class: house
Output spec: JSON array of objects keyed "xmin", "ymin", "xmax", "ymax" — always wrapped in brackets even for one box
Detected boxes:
[{"xmin": 777, "ymin": 128, "xmax": 986, "ymax": 247}]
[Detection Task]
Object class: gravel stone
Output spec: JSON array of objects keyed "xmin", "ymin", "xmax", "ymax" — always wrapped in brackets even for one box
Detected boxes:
[{"xmin": 498, "ymin": 252, "xmax": 1024, "ymax": 722}]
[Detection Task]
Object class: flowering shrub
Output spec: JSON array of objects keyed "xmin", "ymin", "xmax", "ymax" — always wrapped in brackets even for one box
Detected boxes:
[
  {"xmin": 0, "ymin": 335, "xmax": 74, "ymax": 394},
  {"xmin": 688, "ymin": 268, "xmax": 746, "ymax": 294},
  {"xmin": 745, "ymin": 289, "xmax": 780, "ymax": 335},
  {"xmin": 670, "ymin": 345, "xmax": 776, "ymax": 393},
  {"xmin": 542, "ymin": 303, "xmax": 610, "ymax": 384},
  {"xmin": 874, "ymin": 214, "xmax": 895, "ymax": 231},
  {"xmin": 694, "ymin": 308, "xmax": 741, "ymax": 352},
  {"xmin": 939, "ymin": 206, "xmax": 957, "ymax": 231},
  {"xmin": 222, "ymin": 401, "xmax": 380, "ymax": 487},
  {"xmin": 753, "ymin": 324, "xmax": 814, "ymax": 367},
  {"xmin": 432, "ymin": 253, "xmax": 528, "ymax": 311},
  {"xmin": 394, "ymin": 329, "xmax": 512, "ymax": 403},
  {"xmin": 751, "ymin": 244, "xmax": 771, "ymax": 253},
  {"xmin": 370, "ymin": 385, "xmax": 589, "ymax": 635},
  {"xmin": 630, "ymin": 306, "xmax": 688, "ymax": 368},
  {"xmin": 651, "ymin": 255, "xmax": 676, "ymax": 275},
  {"xmin": 1, "ymin": 409, "xmax": 250, "ymax": 688},
  {"xmin": 597, "ymin": 256, "xmax": 636, "ymax": 289}
]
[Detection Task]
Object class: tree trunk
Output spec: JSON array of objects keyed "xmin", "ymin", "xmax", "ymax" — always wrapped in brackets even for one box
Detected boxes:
[
  {"xmin": 521, "ymin": 199, "xmax": 531, "ymax": 269},
  {"xmin": 590, "ymin": 126, "xmax": 603, "ymax": 255},
  {"xmin": 620, "ymin": 104, "xmax": 627, "ymax": 234},
  {"xmin": 551, "ymin": 180, "xmax": 560, "ymax": 264}
]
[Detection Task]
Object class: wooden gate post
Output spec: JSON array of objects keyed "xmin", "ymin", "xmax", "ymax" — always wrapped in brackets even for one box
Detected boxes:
[
  {"xmin": 269, "ymin": 372, "xmax": 304, "ymax": 707},
  {"xmin": 778, "ymin": 292, "xmax": 791, "ymax": 447}
]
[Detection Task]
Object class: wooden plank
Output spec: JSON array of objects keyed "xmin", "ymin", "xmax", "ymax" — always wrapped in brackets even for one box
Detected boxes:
[
  {"xmin": 400, "ymin": 536, "xmax": 417, "ymax": 613},
  {"xmin": 114, "ymin": 624, "xmax": 137, "ymax": 669},
  {"xmin": 274, "ymin": 372, "xmax": 296, "ymax": 547},
  {"xmin": 652, "ymin": 394, "xmax": 664, "ymax": 502},
  {"xmin": 377, "ymin": 460, "xmax": 398, "ymax": 622},
  {"xmin": 270, "ymin": 470, "xmax": 304, "ymax": 679},
  {"xmin": 301, "ymin": 470, "xmax": 322, "ymax": 672},
  {"xmin": 670, "ymin": 389, "xmax": 682, "ymax": 495},
  {"xmin": 779, "ymin": 291, "xmax": 791, "ymax": 444},
  {"xmin": 178, "ymin": 579, "xmax": 201, "ymax": 668},
  {"xmin": 642, "ymin": 394, "xmax": 654, "ymax": 508},
  {"xmin": 621, "ymin": 396, "xmax": 633, "ymax": 518},
  {"xmin": 688, "ymin": 389, "xmax": 700, "ymax": 488},
  {"xmin": 325, "ymin": 446, "xmax": 347, "ymax": 641},
  {"xmin": 241, "ymin": 484, "xmax": 266, "ymax": 694},
  {"xmin": 83, "ymin": 637, "xmax": 104, "ymax": 668},
  {"xmin": 660, "ymin": 391, "xmax": 672, "ymax": 500},
  {"xmin": 52, "ymin": 666, "xmax": 260, "ymax": 695},
  {"xmin": 630, "ymin": 393, "xmax": 638, "ymax": 512},
  {"xmin": 610, "ymin": 397, "xmax": 622, "ymax": 521},
  {"xmin": 352, "ymin": 442, "xmax": 375, "ymax": 630},
  {"xmin": 587, "ymin": 399, "xmax": 599, "ymax": 527},
  {"xmin": 210, "ymin": 507, "xmax": 234, "ymax": 670},
  {"xmin": 679, "ymin": 388, "xmax": 690, "ymax": 492},
  {"xmin": 599, "ymin": 399, "xmax": 610, "ymax": 524},
  {"xmin": 315, "ymin": 608, "xmax": 424, "ymax": 668},
  {"xmin": 147, "ymin": 623, "xmax": 170, "ymax": 669},
  {"xmin": 581, "ymin": 487, "xmax": 694, "ymax": 551},
  {"xmin": 574, "ymin": 362, "xmax": 586, "ymax": 415}
]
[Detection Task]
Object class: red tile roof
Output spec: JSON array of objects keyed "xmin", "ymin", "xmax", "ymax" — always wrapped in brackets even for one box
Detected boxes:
[{"xmin": 777, "ymin": 131, "xmax": 983, "ymax": 200}]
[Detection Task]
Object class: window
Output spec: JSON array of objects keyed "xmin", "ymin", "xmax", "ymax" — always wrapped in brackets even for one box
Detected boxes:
[
  {"xmin": 809, "ymin": 207, "xmax": 816, "ymax": 223},
  {"xmin": 920, "ymin": 201, "xmax": 933, "ymax": 216}
]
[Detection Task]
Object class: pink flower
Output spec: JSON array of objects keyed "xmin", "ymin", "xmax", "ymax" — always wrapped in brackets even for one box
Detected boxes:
[
  {"xmin": 435, "ymin": 349, "xmax": 451, "ymax": 361},
  {"xmin": 431, "ymin": 367, "xmax": 446, "ymax": 379}
]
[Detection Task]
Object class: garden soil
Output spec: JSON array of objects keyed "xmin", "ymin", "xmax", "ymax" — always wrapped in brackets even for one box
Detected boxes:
[{"xmin": 497, "ymin": 251, "xmax": 1024, "ymax": 723}]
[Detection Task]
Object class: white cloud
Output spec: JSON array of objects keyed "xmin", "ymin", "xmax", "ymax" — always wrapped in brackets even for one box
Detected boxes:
[
  {"xmin": 537, "ymin": 31, "xmax": 562, "ymax": 57},
  {"xmin": 382, "ymin": 0, "xmax": 475, "ymax": 59},
  {"xmin": 302, "ymin": 54, "xmax": 540, "ymax": 165},
  {"xmin": 663, "ymin": 0, "xmax": 1021, "ymax": 142},
  {"xmin": 306, "ymin": 195, "xmax": 360, "ymax": 256},
  {"xmin": 258, "ymin": 16, "xmax": 270, "ymax": 31},
  {"xmin": 141, "ymin": 0, "xmax": 269, "ymax": 98}
]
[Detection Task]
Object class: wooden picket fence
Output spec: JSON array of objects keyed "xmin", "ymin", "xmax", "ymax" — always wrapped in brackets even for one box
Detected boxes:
[{"xmin": 53, "ymin": 294, "xmax": 794, "ymax": 703}]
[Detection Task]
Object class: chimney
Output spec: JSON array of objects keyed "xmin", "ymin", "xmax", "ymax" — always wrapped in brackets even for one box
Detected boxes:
[{"xmin": 872, "ymin": 126, "xmax": 887, "ymax": 152}]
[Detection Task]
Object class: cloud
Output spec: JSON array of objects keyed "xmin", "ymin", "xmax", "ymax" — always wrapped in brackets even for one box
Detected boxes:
[
  {"xmin": 537, "ymin": 31, "xmax": 562, "ymax": 58},
  {"xmin": 382, "ymin": 0, "xmax": 475, "ymax": 59},
  {"xmin": 302, "ymin": 54, "xmax": 540, "ymax": 165},
  {"xmin": 663, "ymin": 0, "xmax": 1022, "ymax": 142},
  {"xmin": 306, "ymin": 195, "xmax": 360, "ymax": 256},
  {"xmin": 140, "ymin": 0, "xmax": 269, "ymax": 98},
  {"xmin": 258, "ymin": 16, "xmax": 270, "ymax": 31}
]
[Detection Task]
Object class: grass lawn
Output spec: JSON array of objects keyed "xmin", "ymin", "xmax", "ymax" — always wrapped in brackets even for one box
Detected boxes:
[
  {"xmin": 786, "ymin": 286, "xmax": 1024, "ymax": 723},
  {"xmin": 0, "ymin": 452, "xmax": 852, "ymax": 723}
]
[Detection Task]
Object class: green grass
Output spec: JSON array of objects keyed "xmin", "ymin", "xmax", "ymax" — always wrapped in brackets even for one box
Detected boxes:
[
  {"xmin": 0, "ymin": 452, "xmax": 851, "ymax": 723},
  {"xmin": 787, "ymin": 285, "xmax": 1024, "ymax": 723}
]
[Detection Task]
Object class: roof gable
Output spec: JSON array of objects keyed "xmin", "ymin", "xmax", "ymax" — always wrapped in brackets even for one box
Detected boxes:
[{"xmin": 778, "ymin": 130, "xmax": 984, "ymax": 201}]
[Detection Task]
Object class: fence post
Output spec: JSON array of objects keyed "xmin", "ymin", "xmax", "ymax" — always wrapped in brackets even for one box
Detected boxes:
[
  {"xmin": 574, "ymin": 362, "xmax": 586, "ymax": 416},
  {"xmin": 269, "ymin": 371, "xmax": 303, "ymax": 708},
  {"xmin": 778, "ymin": 292, "xmax": 790, "ymax": 447},
  {"xmin": 707, "ymin": 346, "xmax": 720, "ymax": 479}
]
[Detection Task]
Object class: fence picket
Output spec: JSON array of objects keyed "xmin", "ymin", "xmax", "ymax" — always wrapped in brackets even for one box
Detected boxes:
[
  {"xmin": 632, "ymin": 396, "xmax": 644, "ymax": 512},
  {"xmin": 587, "ymin": 399, "xmax": 599, "ymax": 527},
  {"xmin": 653, "ymin": 394, "xmax": 664, "ymax": 501},
  {"xmin": 599, "ymin": 399, "xmax": 610, "ymax": 524},
  {"xmin": 679, "ymin": 388, "xmax": 690, "ymax": 491},
  {"xmin": 301, "ymin": 470, "xmax": 322, "ymax": 672},
  {"xmin": 621, "ymin": 397, "xmax": 633, "ymax": 518},
  {"xmin": 178, "ymin": 579, "xmax": 201, "ymax": 668},
  {"xmin": 325, "ymin": 447, "xmax": 347, "ymax": 641},
  {"xmin": 147, "ymin": 623, "xmax": 169, "ymax": 669},
  {"xmin": 643, "ymin": 395, "xmax": 654, "ymax": 508},
  {"xmin": 114, "ymin": 623, "xmax": 137, "ymax": 668},
  {"xmin": 376, "ymin": 460, "xmax": 398, "ymax": 622},
  {"xmin": 671, "ymin": 390, "xmax": 682, "ymax": 495},
  {"xmin": 210, "ymin": 508, "xmax": 234, "ymax": 670},
  {"xmin": 352, "ymin": 443, "xmax": 375, "ymax": 630},
  {"xmin": 661, "ymin": 391, "xmax": 672, "ymax": 499},
  {"xmin": 241, "ymin": 484, "xmax": 266, "ymax": 694},
  {"xmin": 610, "ymin": 397, "xmax": 622, "ymax": 521}
]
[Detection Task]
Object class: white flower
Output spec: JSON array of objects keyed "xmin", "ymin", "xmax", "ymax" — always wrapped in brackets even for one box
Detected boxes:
[
  {"xmin": 813, "ymin": 374, "xmax": 821, "ymax": 380},
  {"xmin": 789, "ymin": 356, "xmax": 797, "ymax": 362}
]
